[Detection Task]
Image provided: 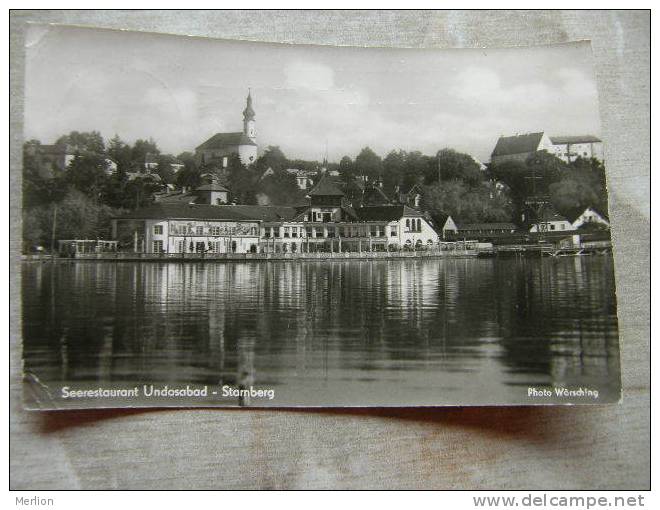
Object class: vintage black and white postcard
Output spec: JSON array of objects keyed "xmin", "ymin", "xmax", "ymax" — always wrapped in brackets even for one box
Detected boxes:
[{"xmin": 20, "ymin": 25, "xmax": 620, "ymax": 409}]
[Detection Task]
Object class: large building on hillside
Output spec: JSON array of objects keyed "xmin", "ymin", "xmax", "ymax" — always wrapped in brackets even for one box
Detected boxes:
[
  {"xmin": 195, "ymin": 90, "xmax": 258, "ymax": 168},
  {"xmin": 490, "ymin": 132, "xmax": 603, "ymax": 165},
  {"xmin": 112, "ymin": 174, "xmax": 439, "ymax": 254}
]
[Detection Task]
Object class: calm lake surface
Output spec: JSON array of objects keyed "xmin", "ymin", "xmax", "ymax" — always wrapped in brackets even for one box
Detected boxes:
[{"xmin": 21, "ymin": 256, "xmax": 620, "ymax": 407}]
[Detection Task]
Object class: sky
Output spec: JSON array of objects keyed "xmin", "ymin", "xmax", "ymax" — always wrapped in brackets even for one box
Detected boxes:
[{"xmin": 24, "ymin": 24, "xmax": 602, "ymax": 163}]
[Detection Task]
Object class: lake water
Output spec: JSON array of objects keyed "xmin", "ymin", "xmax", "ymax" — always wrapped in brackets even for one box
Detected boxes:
[{"xmin": 21, "ymin": 256, "xmax": 621, "ymax": 408}]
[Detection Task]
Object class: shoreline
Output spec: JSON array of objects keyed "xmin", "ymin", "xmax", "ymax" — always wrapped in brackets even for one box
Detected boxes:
[
  {"xmin": 20, "ymin": 244, "xmax": 612, "ymax": 263},
  {"xmin": 22, "ymin": 250, "xmax": 485, "ymax": 263}
]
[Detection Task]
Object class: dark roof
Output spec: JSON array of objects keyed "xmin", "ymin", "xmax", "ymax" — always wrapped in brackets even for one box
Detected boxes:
[
  {"xmin": 196, "ymin": 183, "xmax": 230, "ymax": 192},
  {"xmin": 115, "ymin": 203, "xmax": 298, "ymax": 222},
  {"xmin": 362, "ymin": 185, "xmax": 392, "ymax": 206},
  {"xmin": 539, "ymin": 207, "xmax": 568, "ymax": 222},
  {"xmin": 491, "ymin": 132, "xmax": 545, "ymax": 157},
  {"xmin": 196, "ymin": 132, "xmax": 256, "ymax": 151},
  {"xmin": 549, "ymin": 135, "xmax": 602, "ymax": 145},
  {"xmin": 456, "ymin": 222, "xmax": 518, "ymax": 231},
  {"xmin": 308, "ymin": 174, "xmax": 344, "ymax": 196},
  {"xmin": 154, "ymin": 191, "xmax": 197, "ymax": 203},
  {"xmin": 565, "ymin": 206, "xmax": 610, "ymax": 223},
  {"xmin": 355, "ymin": 205, "xmax": 422, "ymax": 222}
]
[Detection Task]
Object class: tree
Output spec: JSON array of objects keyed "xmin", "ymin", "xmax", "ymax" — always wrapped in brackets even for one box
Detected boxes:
[
  {"xmin": 435, "ymin": 148, "xmax": 482, "ymax": 186},
  {"xmin": 258, "ymin": 168, "xmax": 305, "ymax": 206},
  {"xmin": 22, "ymin": 140, "xmax": 68, "ymax": 208},
  {"xmin": 226, "ymin": 154, "xmax": 257, "ymax": 204},
  {"xmin": 22, "ymin": 189, "xmax": 121, "ymax": 251},
  {"xmin": 155, "ymin": 154, "xmax": 176, "ymax": 184},
  {"xmin": 338, "ymin": 156, "xmax": 355, "ymax": 182},
  {"xmin": 422, "ymin": 180, "xmax": 511, "ymax": 226},
  {"xmin": 489, "ymin": 150, "xmax": 569, "ymax": 222},
  {"xmin": 549, "ymin": 157, "xmax": 609, "ymax": 219},
  {"xmin": 65, "ymin": 152, "xmax": 110, "ymax": 198},
  {"xmin": 355, "ymin": 146, "xmax": 383, "ymax": 180},
  {"xmin": 255, "ymin": 145, "xmax": 288, "ymax": 173},
  {"xmin": 131, "ymin": 138, "xmax": 160, "ymax": 170},
  {"xmin": 56, "ymin": 131, "xmax": 106, "ymax": 155},
  {"xmin": 107, "ymin": 135, "xmax": 132, "ymax": 174},
  {"xmin": 175, "ymin": 152, "xmax": 202, "ymax": 189}
]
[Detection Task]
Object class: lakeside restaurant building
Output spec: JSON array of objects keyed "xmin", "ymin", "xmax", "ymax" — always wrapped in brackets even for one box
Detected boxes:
[{"xmin": 111, "ymin": 176, "xmax": 439, "ymax": 254}]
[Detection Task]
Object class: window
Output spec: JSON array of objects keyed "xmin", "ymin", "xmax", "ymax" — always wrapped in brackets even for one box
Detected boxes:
[
  {"xmin": 391, "ymin": 227, "xmax": 397, "ymax": 237},
  {"xmin": 264, "ymin": 227, "xmax": 271, "ymax": 238},
  {"xmin": 250, "ymin": 227, "xmax": 258, "ymax": 236},
  {"xmin": 315, "ymin": 227, "xmax": 324, "ymax": 238},
  {"xmin": 273, "ymin": 227, "xmax": 280, "ymax": 238},
  {"xmin": 196, "ymin": 226, "xmax": 203, "ymax": 236},
  {"xmin": 370, "ymin": 226, "xmax": 378, "ymax": 237},
  {"xmin": 322, "ymin": 212, "xmax": 332, "ymax": 223},
  {"xmin": 176, "ymin": 240, "xmax": 185, "ymax": 253},
  {"xmin": 284, "ymin": 227, "xmax": 290, "ymax": 238},
  {"xmin": 153, "ymin": 225, "xmax": 163, "ymax": 235},
  {"xmin": 327, "ymin": 227, "xmax": 335, "ymax": 238},
  {"xmin": 153, "ymin": 240, "xmax": 163, "ymax": 253},
  {"xmin": 406, "ymin": 219, "xmax": 410, "ymax": 230},
  {"xmin": 306, "ymin": 227, "xmax": 313, "ymax": 238},
  {"xmin": 550, "ymin": 224, "xmax": 556, "ymax": 231},
  {"xmin": 292, "ymin": 227, "xmax": 298, "ymax": 238},
  {"xmin": 211, "ymin": 226, "xmax": 221, "ymax": 236}
]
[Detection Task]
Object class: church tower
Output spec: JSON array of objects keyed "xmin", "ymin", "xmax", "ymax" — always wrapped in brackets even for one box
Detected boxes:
[{"xmin": 243, "ymin": 89, "xmax": 256, "ymax": 143}]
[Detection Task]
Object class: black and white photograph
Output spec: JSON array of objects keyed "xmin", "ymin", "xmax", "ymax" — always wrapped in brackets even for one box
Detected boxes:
[
  {"xmin": 9, "ymin": 8, "xmax": 651, "ymax": 494},
  {"xmin": 18, "ymin": 23, "xmax": 623, "ymax": 409}
]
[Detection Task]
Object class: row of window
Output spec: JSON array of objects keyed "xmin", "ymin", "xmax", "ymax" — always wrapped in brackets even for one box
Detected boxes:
[
  {"xmin": 263, "ymin": 225, "xmax": 397, "ymax": 239},
  {"xmin": 155, "ymin": 221, "xmax": 424, "ymax": 238},
  {"xmin": 154, "ymin": 225, "xmax": 259, "ymax": 236}
]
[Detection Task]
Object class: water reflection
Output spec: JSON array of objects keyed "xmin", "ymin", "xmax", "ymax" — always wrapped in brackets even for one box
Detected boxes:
[{"xmin": 22, "ymin": 256, "xmax": 620, "ymax": 406}]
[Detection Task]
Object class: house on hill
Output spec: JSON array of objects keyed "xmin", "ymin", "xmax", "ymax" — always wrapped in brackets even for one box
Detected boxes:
[
  {"xmin": 549, "ymin": 135, "xmax": 603, "ymax": 163},
  {"xmin": 490, "ymin": 132, "xmax": 554, "ymax": 165},
  {"xmin": 195, "ymin": 90, "xmax": 258, "ymax": 168},
  {"xmin": 491, "ymin": 132, "xmax": 603, "ymax": 165}
]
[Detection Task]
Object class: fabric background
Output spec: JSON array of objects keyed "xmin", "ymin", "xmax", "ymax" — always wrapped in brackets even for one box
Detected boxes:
[{"xmin": 9, "ymin": 10, "xmax": 650, "ymax": 489}]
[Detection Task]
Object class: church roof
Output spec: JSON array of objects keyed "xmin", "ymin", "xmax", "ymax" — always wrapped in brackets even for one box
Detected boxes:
[
  {"xmin": 308, "ymin": 174, "xmax": 344, "ymax": 196},
  {"xmin": 243, "ymin": 95, "xmax": 255, "ymax": 120},
  {"xmin": 196, "ymin": 132, "xmax": 256, "ymax": 151},
  {"xmin": 491, "ymin": 132, "xmax": 545, "ymax": 157}
]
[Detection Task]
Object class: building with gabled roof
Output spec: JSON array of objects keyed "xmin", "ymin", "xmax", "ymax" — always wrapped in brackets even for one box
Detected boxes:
[
  {"xmin": 112, "ymin": 182, "xmax": 439, "ymax": 255},
  {"xmin": 491, "ymin": 131, "xmax": 603, "ymax": 165},
  {"xmin": 549, "ymin": 135, "xmax": 603, "ymax": 163},
  {"xmin": 195, "ymin": 90, "xmax": 258, "ymax": 168},
  {"xmin": 441, "ymin": 215, "xmax": 518, "ymax": 240},
  {"xmin": 490, "ymin": 132, "xmax": 553, "ymax": 165}
]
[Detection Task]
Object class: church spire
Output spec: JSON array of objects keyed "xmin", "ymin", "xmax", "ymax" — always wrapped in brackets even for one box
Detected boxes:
[
  {"xmin": 243, "ymin": 89, "xmax": 255, "ymax": 122},
  {"xmin": 243, "ymin": 89, "xmax": 256, "ymax": 142}
]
